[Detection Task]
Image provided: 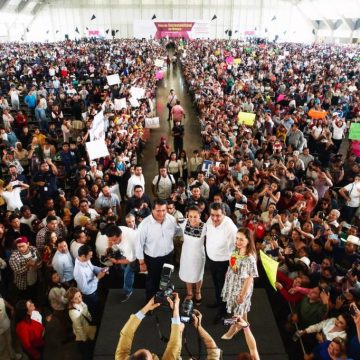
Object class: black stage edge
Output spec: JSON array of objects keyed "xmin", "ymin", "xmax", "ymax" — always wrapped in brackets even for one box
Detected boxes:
[{"xmin": 94, "ymin": 289, "xmax": 287, "ymax": 359}]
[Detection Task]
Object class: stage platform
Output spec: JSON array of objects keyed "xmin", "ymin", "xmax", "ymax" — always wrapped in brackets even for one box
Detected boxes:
[{"xmin": 94, "ymin": 289, "xmax": 287, "ymax": 359}]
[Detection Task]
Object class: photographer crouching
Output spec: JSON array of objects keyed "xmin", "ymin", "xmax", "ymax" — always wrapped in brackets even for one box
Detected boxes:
[{"xmin": 115, "ymin": 293, "xmax": 184, "ymax": 360}]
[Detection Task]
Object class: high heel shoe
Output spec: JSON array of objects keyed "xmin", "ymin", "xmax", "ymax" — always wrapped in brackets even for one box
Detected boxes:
[{"xmin": 195, "ymin": 292, "xmax": 202, "ymax": 306}]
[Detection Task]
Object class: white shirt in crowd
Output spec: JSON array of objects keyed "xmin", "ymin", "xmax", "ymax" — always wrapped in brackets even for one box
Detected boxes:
[
  {"xmin": 1, "ymin": 187, "xmax": 22, "ymax": 212},
  {"xmin": 73, "ymin": 208, "xmax": 99, "ymax": 228},
  {"xmin": 126, "ymin": 174, "xmax": 145, "ymax": 198},
  {"xmin": 96, "ymin": 226, "xmax": 137, "ymax": 266},
  {"xmin": 0, "ymin": 297, "xmax": 10, "ymax": 335},
  {"xmin": 152, "ymin": 174, "xmax": 175, "ymax": 200},
  {"xmin": 191, "ymin": 180, "xmax": 210, "ymax": 199},
  {"xmin": 344, "ymin": 181, "xmax": 360, "ymax": 208},
  {"xmin": 332, "ymin": 121, "xmax": 346, "ymax": 140},
  {"xmin": 135, "ymin": 214, "xmax": 180, "ymax": 259},
  {"xmin": 20, "ymin": 214, "xmax": 38, "ymax": 232},
  {"xmin": 70, "ymin": 241, "xmax": 83, "ymax": 260},
  {"xmin": 205, "ymin": 216, "xmax": 238, "ymax": 262}
]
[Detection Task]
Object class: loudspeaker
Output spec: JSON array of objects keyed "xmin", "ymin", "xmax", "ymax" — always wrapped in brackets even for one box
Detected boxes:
[
  {"xmin": 65, "ymin": 34, "xmax": 69, "ymax": 40},
  {"xmin": 111, "ymin": 30, "xmax": 115, "ymax": 37},
  {"xmin": 228, "ymin": 30, "xmax": 232, "ymax": 37}
]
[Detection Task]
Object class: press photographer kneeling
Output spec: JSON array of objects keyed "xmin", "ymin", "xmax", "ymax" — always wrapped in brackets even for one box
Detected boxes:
[{"xmin": 115, "ymin": 292, "xmax": 184, "ymax": 360}]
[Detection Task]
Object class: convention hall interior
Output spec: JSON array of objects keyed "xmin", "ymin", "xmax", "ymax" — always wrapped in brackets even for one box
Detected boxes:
[{"xmin": 0, "ymin": 0, "xmax": 360, "ymax": 359}]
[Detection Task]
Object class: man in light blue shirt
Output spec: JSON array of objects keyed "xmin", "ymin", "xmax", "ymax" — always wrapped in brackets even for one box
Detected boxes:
[
  {"xmin": 73, "ymin": 245, "xmax": 107, "ymax": 322},
  {"xmin": 51, "ymin": 239, "xmax": 74, "ymax": 285}
]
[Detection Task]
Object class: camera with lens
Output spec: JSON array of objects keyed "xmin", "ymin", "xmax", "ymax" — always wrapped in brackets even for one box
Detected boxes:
[
  {"xmin": 180, "ymin": 299, "xmax": 194, "ymax": 323},
  {"xmin": 155, "ymin": 263, "xmax": 175, "ymax": 306},
  {"xmin": 100, "ymin": 247, "xmax": 123, "ymax": 263}
]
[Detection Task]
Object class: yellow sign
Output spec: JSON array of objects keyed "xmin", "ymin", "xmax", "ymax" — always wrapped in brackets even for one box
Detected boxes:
[
  {"xmin": 237, "ymin": 112, "xmax": 256, "ymax": 126},
  {"xmin": 234, "ymin": 58, "xmax": 241, "ymax": 64},
  {"xmin": 260, "ymin": 250, "xmax": 279, "ymax": 290}
]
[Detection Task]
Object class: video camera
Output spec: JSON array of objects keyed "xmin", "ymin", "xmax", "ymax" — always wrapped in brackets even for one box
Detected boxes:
[
  {"xmin": 155, "ymin": 263, "xmax": 175, "ymax": 306},
  {"xmin": 100, "ymin": 247, "xmax": 124, "ymax": 263}
]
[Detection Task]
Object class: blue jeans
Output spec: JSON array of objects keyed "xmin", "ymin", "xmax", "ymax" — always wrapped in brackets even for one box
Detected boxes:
[{"xmin": 122, "ymin": 264, "xmax": 134, "ymax": 295}]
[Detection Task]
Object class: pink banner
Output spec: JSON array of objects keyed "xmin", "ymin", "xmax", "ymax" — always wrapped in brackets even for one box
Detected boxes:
[
  {"xmin": 226, "ymin": 56, "xmax": 234, "ymax": 65},
  {"xmin": 155, "ymin": 71, "xmax": 164, "ymax": 80},
  {"xmin": 154, "ymin": 22, "xmax": 195, "ymax": 39},
  {"xmin": 88, "ymin": 30, "xmax": 100, "ymax": 37}
]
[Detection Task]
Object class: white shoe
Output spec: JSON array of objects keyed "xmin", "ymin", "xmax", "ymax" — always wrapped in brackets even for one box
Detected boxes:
[{"xmin": 12, "ymin": 354, "xmax": 22, "ymax": 360}]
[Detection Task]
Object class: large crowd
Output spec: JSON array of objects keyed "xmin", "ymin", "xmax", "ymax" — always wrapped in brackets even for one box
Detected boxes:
[{"xmin": 0, "ymin": 35, "xmax": 359, "ymax": 360}]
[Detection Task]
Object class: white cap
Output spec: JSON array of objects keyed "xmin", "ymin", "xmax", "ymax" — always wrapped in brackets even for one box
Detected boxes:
[
  {"xmin": 90, "ymin": 161, "xmax": 97, "ymax": 167},
  {"xmin": 343, "ymin": 235, "xmax": 360, "ymax": 246},
  {"xmin": 296, "ymin": 256, "xmax": 310, "ymax": 268}
]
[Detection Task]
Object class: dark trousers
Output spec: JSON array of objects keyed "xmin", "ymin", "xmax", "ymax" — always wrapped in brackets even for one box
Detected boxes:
[
  {"xmin": 208, "ymin": 258, "xmax": 228, "ymax": 315},
  {"xmin": 174, "ymin": 138, "xmax": 183, "ymax": 156},
  {"xmin": 77, "ymin": 340, "xmax": 94, "ymax": 360},
  {"xmin": 332, "ymin": 138, "xmax": 342, "ymax": 153},
  {"xmin": 341, "ymin": 205, "xmax": 357, "ymax": 224},
  {"xmin": 82, "ymin": 291, "xmax": 99, "ymax": 323},
  {"xmin": 144, "ymin": 252, "xmax": 173, "ymax": 301}
]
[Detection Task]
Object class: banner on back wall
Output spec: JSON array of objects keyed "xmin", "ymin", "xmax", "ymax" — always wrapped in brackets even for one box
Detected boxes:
[{"xmin": 133, "ymin": 20, "xmax": 210, "ymax": 39}]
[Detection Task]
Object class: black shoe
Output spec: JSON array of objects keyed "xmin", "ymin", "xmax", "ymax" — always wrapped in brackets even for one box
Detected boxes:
[
  {"xmin": 207, "ymin": 302, "xmax": 219, "ymax": 309},
  {"xmin": 120, "ymin": 292, "xmax": 133, "ymax": 303},
  {"xmin": 213, "ymin": 314, "xmax": 225, "ymax": 325}
]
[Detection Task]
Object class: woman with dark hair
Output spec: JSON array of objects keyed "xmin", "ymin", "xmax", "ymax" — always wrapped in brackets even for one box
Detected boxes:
[
  {"xmin": 179, "ymin": 149, "xmax": 188, "ymax": 182},
  {"xmin": 164, "ymin": 152, "xmax": 182, "ymax": 183},
  {"xmin": 155, "ymin": 137, "xmax": 170, "ymax": 168},
  {"xmin": 15, "ymin": 299, "xmax": 45, "ymax": 359},
  {"xmin": 221, "ymin": 228, "xmax": 258, "ymax": 339},
  {"xmin": 179, "ymin": 206, "xmax": 206, "ymax": 304}
]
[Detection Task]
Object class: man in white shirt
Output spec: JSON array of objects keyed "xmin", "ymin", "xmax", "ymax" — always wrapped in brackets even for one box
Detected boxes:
[
  {"xmin": 151, "ymin": 167, "xmax": 175, "ymax": 200},
  {"xmin": 105, "ymin": 225, "xmax": 137, "ymax": 302},
  {"xmin": 70, "ymin": 228, "xmax": 88, "ymax": 260},
  {"xmin": 271, "ymin": 210, "xmax": 292, "ymax": 236},
  {"xmin": 135, "ymin": 199, "xmax": 180, "ymax": 300},
  {"xmin": 52, "ymin": 239, "xmax": 74, "ymax": 285},
  {"xmin": 126, "ymin": 165, "xmax": 145, "ymax": 198},
  {"xmin": 87, "ymin": 161, "xmax": 103, "ymax": 182},
  {"xmin": 205, "ymin": 202, "xmax": 237, "ymax": 322},
  {"xmin": 20, "ymin": 205, "xmax": 38, "ymax": 232},
  {"xmin": 191, "ymin": 171, "xmax": 210, "ymax": 199},
  {"xmin": 339, "ymin": 176, "xmax": 360, "ymax": 223},
  {"xmin": 73, "ymin": 199, "xmax": 100, "ymax": 228}
]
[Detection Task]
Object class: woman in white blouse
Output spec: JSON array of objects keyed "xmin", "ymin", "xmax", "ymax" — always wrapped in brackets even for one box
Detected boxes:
[
  {"xmin": 164, "ymin": 151, "xmax": 182, "ymax": 183},
  {"xmin": 66, "ymin": 287, "xmax": 95, "ymax": 360},
  {"xmin": 297, "ymin": 313, "xmax": 350, "ymax": 343},
  {"xmin": 2, "ymin": 108, "xmax": 14, "ymax": 129}
]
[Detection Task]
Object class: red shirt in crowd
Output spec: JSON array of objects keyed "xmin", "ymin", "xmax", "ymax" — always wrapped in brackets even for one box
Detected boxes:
[{"xmin": 16, "ymin": 319, "xmax": 45, "ymax": 359}]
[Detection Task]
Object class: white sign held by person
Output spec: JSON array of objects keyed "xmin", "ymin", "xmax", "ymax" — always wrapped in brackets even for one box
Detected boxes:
[
  {"xmin": 114, "ymin": 98, "xmax": 127, "ymax": 110},
  {"xmin": 107, "ymin": 74, "xmax": 120, "ymax": 86},
  {"xmin": 130, "ymin": 87, "xmax": 145, "ymax": 99},
  {"xmin": 129, "ymin": 97, "xmax": 140, "ymax": 108},
  {"xmin": 90, "ymin": 110, "xmax": 105, "ymax": 141},
  {"xmin": 154, "ymin": 59, "xmax": 164, "ymax": 67},
  {"xmin": 145, "ymin": 117, "xmax": 160, "ymax": 129},
  {"xmin": 86, "ymin": 140, "xmax": 109, "ymax": 161}
]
